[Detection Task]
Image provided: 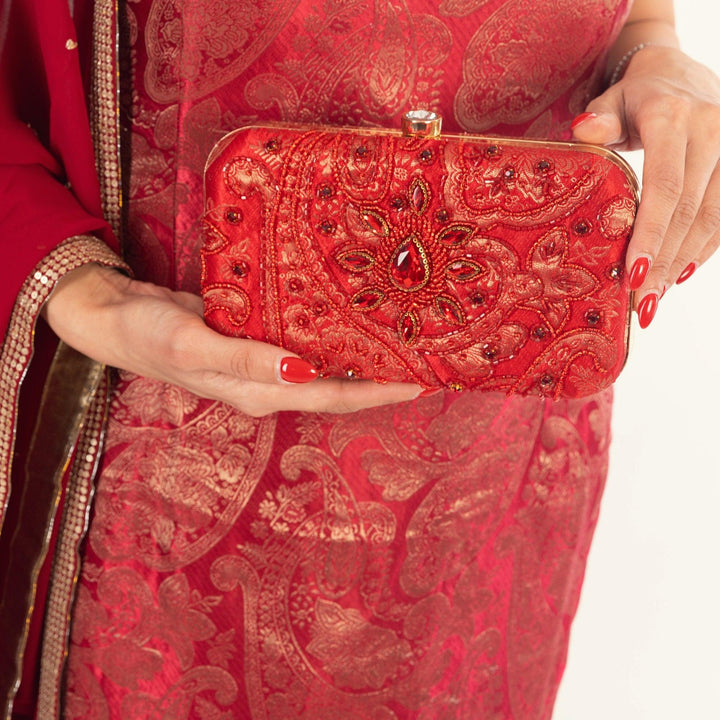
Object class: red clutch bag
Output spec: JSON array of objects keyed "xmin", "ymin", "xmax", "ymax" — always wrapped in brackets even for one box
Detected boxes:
[{"xmin": 201, "ymin": 112, "xmax": 638, "ymax": 398}]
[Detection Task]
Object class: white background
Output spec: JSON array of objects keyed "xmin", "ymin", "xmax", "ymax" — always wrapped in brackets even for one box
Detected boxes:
[{"xmin": 554, "ymin": 4, "xmax": 720, "ymax": 719}]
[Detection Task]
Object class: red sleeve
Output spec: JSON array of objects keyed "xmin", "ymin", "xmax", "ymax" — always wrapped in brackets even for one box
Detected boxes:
[{"xmin": 0, "ymin": 0, "xmax": 117, "ymax": 334}]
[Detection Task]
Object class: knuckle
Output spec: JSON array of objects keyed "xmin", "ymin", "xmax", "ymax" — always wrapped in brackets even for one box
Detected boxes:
[
  {"xmin": 234, "ymin": 396, "xmax": 271, "ymax": 417},
  {"xmin": 697, "ymin": 99, "xmax": 720, "ymax": 127},
  {"xmin": 649, "ymin": 256, "xmax": 672, "ymax": 279},
  {"xmin": 228, "ymin": 349, "xmax": 254, "ymax": 380},
  {"xmin": 330, "ymin": 405, "xmax": 355, "ymax": 415},
  {"xmin": 697, "ymin": 203, "xmax": 720, "ymax": 234},
  {"xmin": 703, "ymin": 113, "xmax": 720, "ymax": 144},
  {"xmin": 165, "ymin": 326, "xmax": 196, "ymax": 370},
  {"xmin": 245, "ymin": 407, "xmax": 270, "ymax": 418},
  {"xmin": 637, "ymin": 219, "xmax": 668, "ymax": 247},
  {"xmin": 653, "ymin": 95, "xmax": 691, "ymax": 122},
  {"xmin": 667, "ymin": 96, "xmax": 692, "ymax": 120},
  {"xmin": 638, "ymin": 96, "xmax": 688, "ymax": 130},
  {"xmin": 649, "ymin": 169, "xmax": 683, "ymax": 203},
  {"xmin": 328, "ymin": 383, "xmax": 365, "ymax": 414},
  {"xmin": 329, "ymin": 397, "xmax": 357, "ymax": 415},
  {"xmin": 672, "ymin": 199, "xmax": 699, "ymax": 228}
]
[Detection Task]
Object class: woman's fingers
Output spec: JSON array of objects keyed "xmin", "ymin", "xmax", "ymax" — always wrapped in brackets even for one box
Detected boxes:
[
  {"xmin": 190, "ymin": 332, "xmax": 317, "ymax": 386},
  {"xmin": 629, "ymin": 124, "xmax": 720, "ymax": 324},
  {"xmin": 671, "ymin": 226, "xmax": 720, "ymax": 290},
  {"xmin": 665, "ymin": 162, "xmax": 720, "ymax": 284},
  {"xmin": 138, "ymin": 317, "xmax": 424, "ymax": 415},
  {"xmin": 695, "ymin": 225, "xmax": 720, "ymax": 267},
  {"xmin": 114, "ymin": 287, "xmax": 317, "ymax": 389},
  {"xmin": 641, "ymin": 117, "xmax": 720, "ymax": 293},
  {"xmin": 625, "ymin": 104, "xmax": 688, "ymax": 293},
  {"xmin": 199, "ymin": 375, "xmax": 424, "ymax": 417},
  {"xmin": 187, "ymin": 328, "xmax": 423, "ymax": 414},
  {"xmin": 573, "ymin": 47, "xmax": 720, "ymax": 328}
]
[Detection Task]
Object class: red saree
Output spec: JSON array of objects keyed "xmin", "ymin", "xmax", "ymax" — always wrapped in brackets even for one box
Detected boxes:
[{"xmin": 0, "ymin": 1, "xmax": 631, "ymax": 718}]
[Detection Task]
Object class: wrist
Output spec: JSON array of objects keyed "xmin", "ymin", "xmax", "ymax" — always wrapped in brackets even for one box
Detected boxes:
[
  {"xmin": 608, "ymin": 43, "xmax": 654, "ymax": 85},
  {"xmin": 607, "ymin": 18, "xmax": 679, "ymax": 82},
  {"xmin": 42, "ymin": 264, "xmax": 130, "ymax": 335}
]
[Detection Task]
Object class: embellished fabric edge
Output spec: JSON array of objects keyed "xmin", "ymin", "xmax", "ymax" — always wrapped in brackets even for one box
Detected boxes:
[
  {"xmin": 90, "ymin": 0, "xmax": 122, "ymax": 239},
  {"xmin": 0, "ymin": 235, "xmax": 127, "ymax": 720},
  {"xmin": 36, "ymin": 374, "xmax": 109, "ymax": 720},
  {"xmin": 0, "ymin": 235, "xmax": 127, "ymax": 524},
  {"xmin": 29, "ymin": 2, "xmax": 124, "ymax": 715}
]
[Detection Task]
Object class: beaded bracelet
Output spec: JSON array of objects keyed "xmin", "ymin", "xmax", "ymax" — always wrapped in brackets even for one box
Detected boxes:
[{"xmin": 608, "ymin": 43, "xmax": 654, "ymax": 85}]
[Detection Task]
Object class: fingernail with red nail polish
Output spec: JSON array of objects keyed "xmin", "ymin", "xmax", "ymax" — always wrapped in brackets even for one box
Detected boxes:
[
  {"xmin": 571, "ymin": 112, "xmax": 598, "ymax": 130},
  {"xmin": 280, "ymin": 357, "xmax": 318, "ymax": 383},
  {"xmin": 419, "ymin": 388, "xmax": 443, "ymax": 397},
  {"xmin": 676, "ymin": 262, "xmax": 697, "ymax": 284},
  {"xmin": 638, "ymin": 293, "xmax": 659, "ymax": 329},
  {"xmin": 629, "ymin": 256, "xmax": 651, "ymax": 290}
]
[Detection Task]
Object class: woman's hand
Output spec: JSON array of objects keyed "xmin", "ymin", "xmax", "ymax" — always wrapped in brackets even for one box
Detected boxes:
[
  {"xmin": 571, "ymin": 45, "xmax": 720, "ymax": 327},
  {"xmin": 42, "ymin": 264, "xmax": 424, "ymax": 416}
]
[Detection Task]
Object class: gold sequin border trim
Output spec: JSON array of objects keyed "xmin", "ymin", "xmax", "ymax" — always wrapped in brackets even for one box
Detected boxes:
[
  {"xmin": 36, "ymin": 374, "xmax": 108, "ymax": 720},
  {"xmin": 90, "ymin": 0, "xmax": 122, "ymax": 239},
  {"xmin": 0, "ymin": 235, "xmax": 126, "ymax": 523}
]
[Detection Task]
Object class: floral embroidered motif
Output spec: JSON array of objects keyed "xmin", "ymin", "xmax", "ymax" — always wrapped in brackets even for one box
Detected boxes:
[
  {"xmin": 145, "ymin": 0, "xmax": 301, "ymax": 103},
  {"xmin": 340, "ymin": 177, "xmax": 484, "ymax": 345}
]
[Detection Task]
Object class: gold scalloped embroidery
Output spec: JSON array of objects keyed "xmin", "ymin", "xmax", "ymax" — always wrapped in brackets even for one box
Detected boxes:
[{"xmin": 0, "ymin": 236, "xmax": 126, "ymax": 519}]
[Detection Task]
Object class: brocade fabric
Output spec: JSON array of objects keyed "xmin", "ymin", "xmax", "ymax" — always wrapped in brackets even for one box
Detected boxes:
[{"xmin": 65, "ymin": 1, "xmax": 630, "ymax": 718}]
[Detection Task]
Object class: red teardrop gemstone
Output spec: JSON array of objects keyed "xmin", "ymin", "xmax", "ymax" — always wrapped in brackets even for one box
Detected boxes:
[
  {"xmin": 390, "ymin": 237, "xmax": 428, "ymax": 290},
  {"xmin": 436, "ymin": 296, "xmax": 464, "ymax": 325},
  {"xmin": 351, "ymin": 288, "xmax": 384, "ymax": 310},
  {"xmin": 439, "ymin": 225, "xmax": 472, "ymax": 246}
]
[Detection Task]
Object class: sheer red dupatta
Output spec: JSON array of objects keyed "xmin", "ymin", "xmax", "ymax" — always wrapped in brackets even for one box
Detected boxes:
[
  {"xmin": 0, "ymin": 0, "xmax": 115, "ymax": 325},
  {"xmin": 0, "ymin": 1, "xmax": 123, "ymax": 715}
]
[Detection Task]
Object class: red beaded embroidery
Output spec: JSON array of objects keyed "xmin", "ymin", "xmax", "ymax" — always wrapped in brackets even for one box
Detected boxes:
[{"xmin": 202, "ymin": 124, "xmax": 638, "ymax": 397}]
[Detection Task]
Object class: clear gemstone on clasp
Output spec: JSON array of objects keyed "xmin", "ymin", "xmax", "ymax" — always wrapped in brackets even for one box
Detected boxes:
[{"xmin": 401, "ymin": 110, "xmax": 442, "ymax": 138}]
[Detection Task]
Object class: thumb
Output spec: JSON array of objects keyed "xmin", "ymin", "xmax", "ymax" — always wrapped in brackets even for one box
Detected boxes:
[
  {"xmin": 198, "ymin": 331, "xmax": 319, "ymax": 385},
  {"xmin": 570, "ymin": 90, "xmax": 627, "ymax": 147}
]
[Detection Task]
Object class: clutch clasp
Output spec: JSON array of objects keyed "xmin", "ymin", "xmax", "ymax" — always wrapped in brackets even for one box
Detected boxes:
[{"xmin": 402, "ymin": 110, "xmax": 442, "ymax": 138}]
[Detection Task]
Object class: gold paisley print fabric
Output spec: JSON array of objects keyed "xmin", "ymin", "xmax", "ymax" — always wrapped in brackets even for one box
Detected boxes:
[{"xmin": 65, "ymin": 1, "xmax": 629, "ymax": 717}]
